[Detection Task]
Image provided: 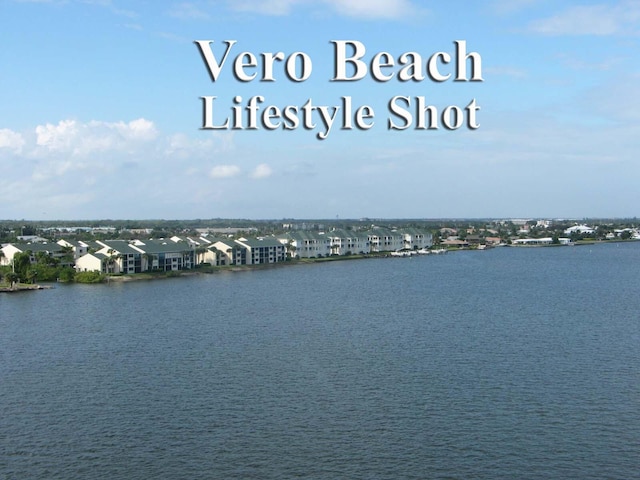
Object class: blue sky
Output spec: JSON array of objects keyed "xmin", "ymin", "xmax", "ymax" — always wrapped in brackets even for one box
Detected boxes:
[{"xmin": 1, "ymin": 0, "xmax": 639, "ymax": 220}]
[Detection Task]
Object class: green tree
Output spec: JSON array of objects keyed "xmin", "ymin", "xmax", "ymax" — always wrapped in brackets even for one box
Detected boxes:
[
  {"xmin": 26, "ymin": 268, "xmax": 38, "ymax": 284},
  {"xmin": 13, "ymin": 251, "xmax": 32, "ymax": 278},
  {"xmin": 6, "ymin": 271, "xmax": 19, "ymax": 289},
  {"xmin": 195, "ymin": 246, "xmax": 207, "ymax": 265},
  {"xmin": 60, "ymin": 245, "xmax": 75, "ymax": 265},
  {"xmin": 59, "ymin": 267, "xmax": 76, "ymax": 282}
]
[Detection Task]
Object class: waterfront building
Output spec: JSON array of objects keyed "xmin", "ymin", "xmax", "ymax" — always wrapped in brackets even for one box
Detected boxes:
[
  {"xmin": 210, "ymin": 240, "xmax": 246, "ymax": 266},
  {"xmin": 399, "ymin": 228, "xmax": 433, "ymax": 250},
  {"xmin": 367, "ymin": 227, "xmax": 405, "ymax": 253},
  {"xmin": 278, "ymin": 231, "xmax": 331, "ymax": 259},
  {"xmin": 57, "ymin": 239, "xmax": 91, "ymax": 259},
  {"xmin": 512, "ymin": 237, "xmax": 572, "ymax": 246},
  {"xmin": 235, "ymin": 237, "xmax": 286, "ymax": 265},
  {"xmin": 327, "ymin": 229, "xmax": 370, "ymax": 256},
  {"xmin": 75, "ymin": 252, "xmax": 109, "ymax": 273},
  {"xmin": 129, "ymin": 239, "xmax": 196, "ymax": 272},
  {"xmin": 94, "ymin": 240, "xmax": 143, "ymax": 274},
  {"xmin": 0, "ymin": 242, "xmax": 66, "ymax": 267}
]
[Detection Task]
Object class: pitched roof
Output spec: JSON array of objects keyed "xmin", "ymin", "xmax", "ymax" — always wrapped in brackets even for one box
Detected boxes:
[
  {"xmin": 133, "ymin": 239, "xmax": 194, "ymax": 254},
  {"xmin": 236, "ymin": 237, "xmax": 283, "ymax": 248},
  {"xmin": 285, "ymin": 231, "xmax": 328, "ymax": 242},
  {"xmin": 98, "ymin": 240, "xmax": 142, "ymax": 255},
  {"xmin": 7, "ymin": 242, "xmax": 64, "ymax": 254}
]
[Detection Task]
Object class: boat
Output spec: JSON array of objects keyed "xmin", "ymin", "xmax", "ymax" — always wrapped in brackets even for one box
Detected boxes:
[{"xmin": 390, "ymin": 250, "xmax": 414, "ymax": 257}]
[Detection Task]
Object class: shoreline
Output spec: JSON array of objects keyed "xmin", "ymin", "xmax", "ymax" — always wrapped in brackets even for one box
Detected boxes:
[
  {"xmin": 4, "ymin": 239, "xmax": 637, "ymax": 288},
  {"xmin": 0, "ymin": 284, "xmax": 53, "ymax": 293}
]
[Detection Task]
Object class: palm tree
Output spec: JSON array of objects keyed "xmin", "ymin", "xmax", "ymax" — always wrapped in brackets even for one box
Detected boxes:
[
  {"xmin": 60, "ymin": 245, "xmax": 75, "ymax": 266},
  {"xmin": 195, "ymin": 246, "xmax": 207, "ymax": 266},
  {"xmin": 6, "ymin": 272, "xmax": 19, "ymax": 289},
  {"xmin": 208, "ymin": 246, "xmax": 219, "ymax": 266},
  {"xmin": 143, "ymin": 253, "xmax": 154, "ymax": 271},
  {"xmin": 104, "ymin": 249, "xmax": 116, "ymax": 274},
  {"xmin": 26, "ymin": 269, "xmax": 38, "ymax": 284}
]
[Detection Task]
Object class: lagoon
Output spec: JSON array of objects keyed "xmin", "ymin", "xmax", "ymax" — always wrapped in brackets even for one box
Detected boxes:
[{"xmin": 1, "ymin": 243, "xmax": 639, "ymax": 479}]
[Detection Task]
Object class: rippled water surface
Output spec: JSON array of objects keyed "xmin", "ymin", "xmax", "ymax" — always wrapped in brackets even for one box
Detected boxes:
[{"xmin": 1, "ymin": 243, "xmax": 639, "ymax": 479}]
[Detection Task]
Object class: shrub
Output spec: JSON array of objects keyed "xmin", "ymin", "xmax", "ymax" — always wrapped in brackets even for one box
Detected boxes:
[{"xmin": 74, "ymin": 271, "xmax": 105, "ymax": 283}]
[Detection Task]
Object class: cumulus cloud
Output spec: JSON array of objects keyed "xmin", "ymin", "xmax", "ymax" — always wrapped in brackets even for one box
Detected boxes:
[
  {"xmin": 210, "ymin": 164, "xmax": 242, "ymax": 179},
  {"xmin": 250, "ymin": 163, "xmax": 273, "ymax": 179},
  {"xmin": 34, "ymin": 118, "xmax": 157, "ymax": 155},
  {"xmin": 0, "ymin": 128, "xmax": 26, "ymax": 153},
  {"xmin": 528, "ymin": 2, "xmax": 640, "ymax": 36}
]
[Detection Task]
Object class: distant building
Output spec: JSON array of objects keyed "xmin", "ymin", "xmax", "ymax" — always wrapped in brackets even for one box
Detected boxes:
[
  {"xmin": 564, "ymin": 225, "xmax": 594, "ymax": 235},
  {"xmin": 512, "ymin": 237, "xmax": 572, "ymax": 246}
]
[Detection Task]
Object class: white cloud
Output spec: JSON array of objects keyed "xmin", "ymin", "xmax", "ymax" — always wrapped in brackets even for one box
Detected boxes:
[
  {"xmin": 0, "ymin": 117, "xmax": 247, "ymax": 218},
  {"xmin": 324, "ymin": 0, "xmax": 420, "ymax": 19},
  {"xmin": 229, "ymin": 0, "xmax": 422, "ymax": 19},
  {"xmin": 168, "ymin": 2, "xmax": 211, "ymax": 19},
  {"xmin": 34, "ymin": 118, "xmax": 157, "ymax": 155},
  {"xmin": 36, "ymin": 119, "xmax": 79, "ymax": 151},
  {"xmin": 0, "ymin": 128, "xmax": 26, "ymax": 153},
  {"xmin": 116, "ymin": 118, "xmax": 158, "ymax": 141},
  {"xmin": 165, "ymin": 132, "xmax": 234, "ymax": 163},
  {"xmin": 230, "ymin": 0, "xmax": 298, "ymax": 16},
  {"xmin": 210, "ymin": 164, "xmax": 241, "ymax": 179},
  {"xmin": 484, "ymin": 66, "xmax": 527, "ymax": 79},
  {"xmin": 528, "ymin": 2, "xmax": 640, "ymax": 36},
  {"xmin": 555, "ymin": 53, "xmax": 625, "ymax": 72},
  {"xmin": 122, "ymin": 23, "xmax": 143, "ymax": 30},
  {"xmin": 490, "ymin": 0, "xmax": 541, "ymax": 15},
  {"xmin": 250, "ymin": 163, "xmax": 273, "ymax": 179}
]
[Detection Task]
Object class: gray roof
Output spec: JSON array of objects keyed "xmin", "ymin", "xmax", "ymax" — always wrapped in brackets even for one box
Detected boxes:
[
  {"xmin": 7, "ymin": 242, "xmax": 64, "ymax": 254},
  {"xmin": 327, "ymin": 229, "xmax": 369, "ymax": 241},
  {"xmin": 134, "ymin": 239, "xmax": 193, "ymax": 254},
  {"xmin": 236, "ymin": 237, "xmax": 283, "ymax": 248},
  {"xmin": 98, "ymin": 240, "xmax": 142, "ymax": 255},
  {"xmin": 285, "ymin": 231, "xmax": 328, "ymax": 242}
]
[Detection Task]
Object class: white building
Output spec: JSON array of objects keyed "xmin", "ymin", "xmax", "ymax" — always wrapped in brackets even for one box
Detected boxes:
[
  {"xmin": 564, "ymin": 224, "xmax": 594, "ymax": 235},
  {"xmin": 279, "ymin": 231, "xmax": 331, "ymax": 258},
  {"xmin": 326, "ymin": 229, "xmax": 370, "ymax": 256},
  {"xmin": 235, "ymin": 237, "xmax": 286, "ymax": 265}
]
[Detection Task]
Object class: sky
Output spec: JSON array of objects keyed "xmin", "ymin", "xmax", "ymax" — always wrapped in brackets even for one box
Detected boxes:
[{"xmin": 1, "ymin": 0, "xmax": 639, "ymax": 220}]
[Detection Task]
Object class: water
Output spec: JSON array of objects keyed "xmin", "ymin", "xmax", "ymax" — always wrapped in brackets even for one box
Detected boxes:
[{"xmin": 1, "ymin": 243, "xmax": 639, "ymax": 479}]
